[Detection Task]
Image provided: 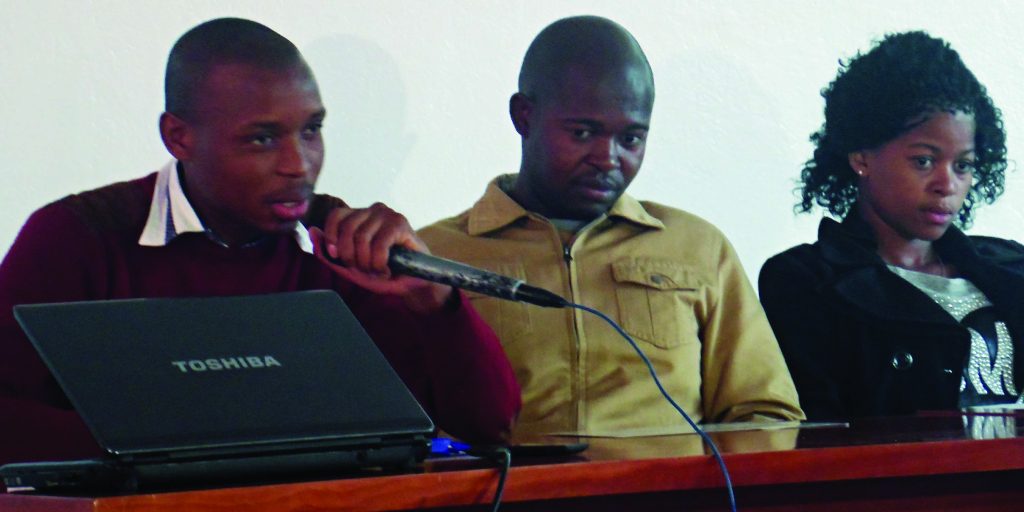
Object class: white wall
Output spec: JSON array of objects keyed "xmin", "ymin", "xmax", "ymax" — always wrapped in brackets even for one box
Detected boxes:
[{"xmin": 2, "ymin": 0, "xmax": 1022, "ymax": 282}]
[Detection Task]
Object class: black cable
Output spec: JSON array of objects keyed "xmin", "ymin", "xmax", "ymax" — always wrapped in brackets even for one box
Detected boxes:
[
  {"xmin": 467, "ymin": 446, "xmax": 511, "ymax": 512},
  {"xmin": 569, "ymin": 302, "xmax": 738, "ymax": 512}
]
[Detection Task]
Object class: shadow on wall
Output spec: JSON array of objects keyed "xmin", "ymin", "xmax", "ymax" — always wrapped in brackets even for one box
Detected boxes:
[{"xmin": 302, "ymin": 35, "xmax": 415, "ymax": 207}]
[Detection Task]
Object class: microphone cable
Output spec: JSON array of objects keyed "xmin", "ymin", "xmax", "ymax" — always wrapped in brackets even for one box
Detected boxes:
[
  {"xmin": 568, "ymin": 302, "xmax": 737, "ymax": 512},
  {"xmin": 466, "ymin": 446, "xmax": 511, "ymax": 512},
  {"xmin": 327, "ymin": 245, "xmax": 734, "ymax": 509},
  {"xmin": 430, "ymin": 439, "xmax": 510, "ymax": 511}
]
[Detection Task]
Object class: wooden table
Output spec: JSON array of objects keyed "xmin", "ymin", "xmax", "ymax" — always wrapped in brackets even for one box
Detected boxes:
[{"xmin": 3, "ymin": 413, "xmax": 1022, "ymax": 511}]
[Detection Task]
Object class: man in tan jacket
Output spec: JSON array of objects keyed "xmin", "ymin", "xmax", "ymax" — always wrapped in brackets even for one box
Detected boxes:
[{"xmin": 419, "ymin": 15, "xmax": 804, "ymax": 437}]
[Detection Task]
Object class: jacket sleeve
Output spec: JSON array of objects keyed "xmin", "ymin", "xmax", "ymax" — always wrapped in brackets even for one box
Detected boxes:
[
  {"xmin": 699, "ymin": 238, "xmax": 806, "ymax": 423},
  {"xmin": 0, "ymin": 204, "xmax": 107, "ymax": 469},
  {"xmin": 758, "ymin": 250, "xmax": 850, "ymax": 421},
  {"xmin": 346, "ymin": 289, "xmax": 521, "ymax": 444}
]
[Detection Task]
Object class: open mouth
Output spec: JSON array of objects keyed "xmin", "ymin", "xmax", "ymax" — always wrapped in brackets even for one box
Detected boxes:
[{"xmin": 270, "ymin": 199, "xmax": 310, "ymax": 222}]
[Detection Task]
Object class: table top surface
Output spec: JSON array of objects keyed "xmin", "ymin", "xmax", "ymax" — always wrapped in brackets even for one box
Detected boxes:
[{"xmin": 3, "ymin": 412, "xmax": 1023, "ymax": 511}]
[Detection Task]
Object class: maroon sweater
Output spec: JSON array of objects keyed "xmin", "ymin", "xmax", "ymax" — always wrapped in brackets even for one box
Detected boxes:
[{"xmin": 0, "ymin": 173, "xmax": 520, "ymax": 469}]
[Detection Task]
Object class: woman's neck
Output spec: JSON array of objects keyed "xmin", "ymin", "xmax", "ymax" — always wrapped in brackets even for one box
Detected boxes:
[{"xmin": 859, "ymin": 205, "xmax": 950, "ymax": 277}]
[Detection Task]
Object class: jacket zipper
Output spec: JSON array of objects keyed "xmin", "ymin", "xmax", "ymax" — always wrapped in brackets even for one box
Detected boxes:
[
  {"xmin": 560, "ymin": 234, "xmax": 581, "ymax": 432},
  {"xmin": 562, "ymin": 216, "xmax": 602, "ymax": 432}
]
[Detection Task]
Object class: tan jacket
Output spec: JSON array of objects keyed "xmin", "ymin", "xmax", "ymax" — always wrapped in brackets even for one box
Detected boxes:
[{"xmin": 419, "ymin": 176, "xmax": 804, "ymax": 436}]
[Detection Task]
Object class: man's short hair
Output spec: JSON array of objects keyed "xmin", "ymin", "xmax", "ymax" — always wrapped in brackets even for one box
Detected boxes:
[
  {"xmin": 164, "ymin": 18, "xmax": 306, "ymax": 120},
  {"xmin": 517, "ymin": 16, "xmax": 654, "ymax": 105}
]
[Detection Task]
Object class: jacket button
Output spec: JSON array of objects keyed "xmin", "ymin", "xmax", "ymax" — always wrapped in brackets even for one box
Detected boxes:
[
  {"xmin": 891, "ymin": 352, "xmax": 914, "ymax": 370},
  {"xmin": 650, "ymin": 274, "xmax": 665, "ymax": 285}
]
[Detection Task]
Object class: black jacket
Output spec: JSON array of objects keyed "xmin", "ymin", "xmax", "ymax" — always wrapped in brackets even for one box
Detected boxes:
[{"xmin": 759, "ymin": 213, "xmax": 1024, "ymax": 420}]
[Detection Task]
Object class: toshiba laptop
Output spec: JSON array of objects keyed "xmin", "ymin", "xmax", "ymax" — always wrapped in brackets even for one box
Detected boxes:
[{"xmin": 1, "ymin": 291, "xmax": 434, "ymax": 493}]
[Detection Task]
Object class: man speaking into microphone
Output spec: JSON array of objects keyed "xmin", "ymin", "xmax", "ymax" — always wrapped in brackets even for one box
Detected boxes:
[
  {"xmin": 0, "ymin": 17, "xmax": 520, "ymax": 470},
  {"xmin": 419, "ymin": 16, "xmax": 803, "ymax": 437}
]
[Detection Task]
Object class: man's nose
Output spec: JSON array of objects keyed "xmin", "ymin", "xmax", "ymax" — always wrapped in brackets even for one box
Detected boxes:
[
  {"xmin": 590, "ymin": 137, "xmax": 619, "ymax": 173},
  {"xmin": 277, "ymin": 136, "xmax": 312, "ymax": 178}
]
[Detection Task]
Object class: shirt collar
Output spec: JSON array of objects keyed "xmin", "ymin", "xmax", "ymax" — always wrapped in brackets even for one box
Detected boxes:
[
  {"xmin": 137, "ymin": 160, "xmax": 313, "ymax": 253},
  {"xmin": 466, "ymin": 173, "xmax": 664, "ymax": 236}
]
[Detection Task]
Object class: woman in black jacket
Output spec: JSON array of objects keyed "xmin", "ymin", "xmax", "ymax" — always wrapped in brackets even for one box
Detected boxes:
[{"xmin": 759, "ymin": 31, "xmax": 1024, "ymax": 421}]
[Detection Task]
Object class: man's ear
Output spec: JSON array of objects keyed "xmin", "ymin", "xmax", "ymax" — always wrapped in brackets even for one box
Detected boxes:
[
  {"xmin": 848, "ymin": 151, "xmax": 869, "ymax": 178},
  {"xmin": 509, "ymin": 93, "xmax": 533, "ymax": 138},
  {"xmin": 159, "ymin": 112, "xmax": 193, "ymax": 161}
]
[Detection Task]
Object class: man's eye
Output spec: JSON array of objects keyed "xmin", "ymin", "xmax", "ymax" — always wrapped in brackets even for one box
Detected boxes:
[
  {"xmin": 573, "ymin": 129, "xmax": 592, "ymax": 140},
  {"xmin": 621, "ymin": 134, "xmax": 644, "ymax": 148},
  {"xmin": 250, "ymin": 134, "xmax": 275, "ymax": 146},
  {"xmin": 303, "ymin": 123, "xmax": 323, "ymax": 137}
]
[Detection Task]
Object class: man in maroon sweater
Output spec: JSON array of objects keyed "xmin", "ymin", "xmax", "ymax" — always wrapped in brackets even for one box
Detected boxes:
[{"xmin": 0, "ymin": 18, "xmax": 520, "ymax": 469}]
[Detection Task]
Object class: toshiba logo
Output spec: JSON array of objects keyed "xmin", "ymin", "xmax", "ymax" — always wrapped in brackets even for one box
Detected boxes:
[{"xmin": 171, "ymin": 356, "xmax": 282, "ymax": 373}]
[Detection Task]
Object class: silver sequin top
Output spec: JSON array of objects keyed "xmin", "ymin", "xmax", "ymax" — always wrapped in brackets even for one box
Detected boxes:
[{"xmin": 889, "ymin": 265, "xmax": 1021, "ymax": 406}]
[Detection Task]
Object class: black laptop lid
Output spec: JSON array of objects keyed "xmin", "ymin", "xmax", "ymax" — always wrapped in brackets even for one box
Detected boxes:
[{"xmin": 13, "ymin": 291, "xmax": 434, "ymax": 456}]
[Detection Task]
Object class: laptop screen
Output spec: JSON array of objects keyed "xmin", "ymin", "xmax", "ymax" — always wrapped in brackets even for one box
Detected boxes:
[{"xmin": 14, "ymin": 291, "xmax": 434, "ymax": 456}]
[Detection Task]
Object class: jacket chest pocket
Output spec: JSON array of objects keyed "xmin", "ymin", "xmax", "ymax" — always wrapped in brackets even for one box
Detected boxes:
[{"xmin": 612, "ymin": 259, "xmax": 702, "ymax": 349}]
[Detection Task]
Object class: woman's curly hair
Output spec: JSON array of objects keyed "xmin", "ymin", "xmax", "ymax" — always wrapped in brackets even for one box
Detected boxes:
[{"xmin": 798, "ymin": 31, "xmax": 1007, "ymax": 227}]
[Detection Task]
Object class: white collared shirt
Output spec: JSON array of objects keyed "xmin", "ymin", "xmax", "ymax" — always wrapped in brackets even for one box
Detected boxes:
[{"xmin": 137, "ymin": 160, "xmax": 314, "ymax": 254}]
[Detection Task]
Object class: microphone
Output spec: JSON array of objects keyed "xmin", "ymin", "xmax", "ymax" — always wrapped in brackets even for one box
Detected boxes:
[{"xmin": 387, "ymin": 246, "xmax": 568, "ymax": 308}]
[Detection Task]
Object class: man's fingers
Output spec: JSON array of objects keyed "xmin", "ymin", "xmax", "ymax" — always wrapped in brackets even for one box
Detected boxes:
[
  {"xmin": 352, "ymin": 214, "xmax": 387, "ymax": 273},
  {"xmin": 321, "ymin": 207, "xmax": 352, "ymax": 259},
  {"xmin": 310, "ymin": 227, "xmax": 343, "ymax": 268},
  {"xmin": 356, "ymin": 203, "xmax": 414, "ymax": 274},
  {"xmin": 329, "ymin": 207, "xmax": 374, "ymax": 267},
  {"xmin": 320, "ymin": 202, "xmax": 430, "ymax": 278}
]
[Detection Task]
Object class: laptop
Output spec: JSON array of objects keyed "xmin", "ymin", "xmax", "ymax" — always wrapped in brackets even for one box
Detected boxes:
[{"xmin": 1, "ymin": 290, "xmax": 434, "ymax": 493}]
